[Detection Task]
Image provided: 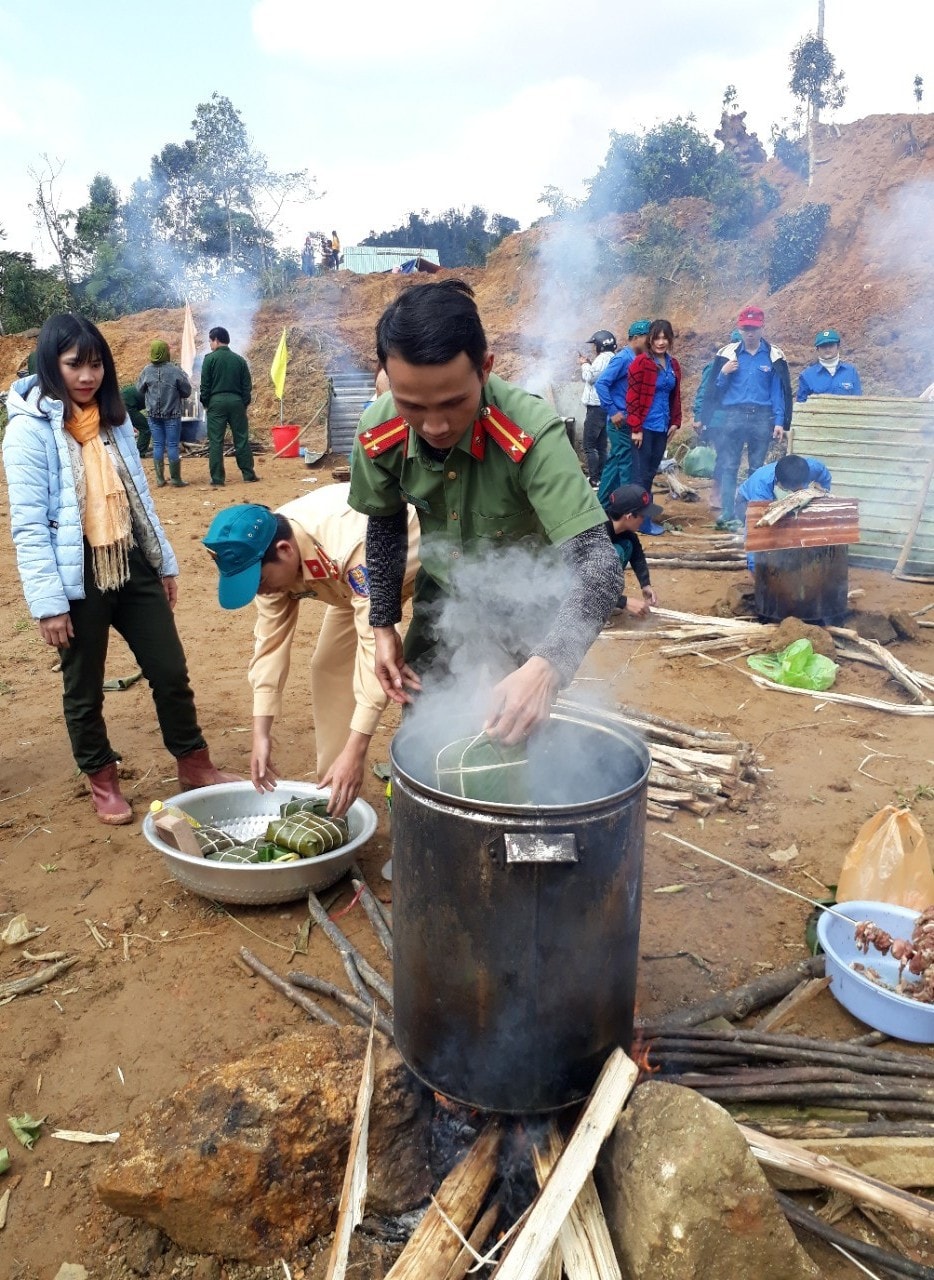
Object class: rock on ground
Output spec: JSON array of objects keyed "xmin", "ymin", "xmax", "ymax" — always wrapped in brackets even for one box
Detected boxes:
[
  {"xmin": 97, "ymin": 1025, "xmax": 431, "ymax": 1262},
  {"xmin": 768, "ymin": 617, "xmax": 836, "ymax": 659},
  {"xmin": 596, "ymin": 1081, "xmax": 823, "ymax": 1280}
]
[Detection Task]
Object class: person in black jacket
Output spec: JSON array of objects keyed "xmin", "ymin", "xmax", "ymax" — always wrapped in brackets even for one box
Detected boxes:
[
  {"xmin": 700, "ymin": 305, "xmax": 792, "ymax": 530},
  {"xmin": 605, "ymin": 484, "xmax": 660, "ymax": 619}
]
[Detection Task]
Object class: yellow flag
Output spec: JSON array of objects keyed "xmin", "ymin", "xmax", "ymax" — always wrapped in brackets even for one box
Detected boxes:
[{"xmin": 270, "ymin": 328, "xmax": 289, "ymax": 400}]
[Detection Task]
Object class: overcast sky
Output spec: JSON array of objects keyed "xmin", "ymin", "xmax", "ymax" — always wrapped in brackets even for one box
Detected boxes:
[{"xmin": 1, "ymin": 0, "xmax": 930, "ymax": 264}]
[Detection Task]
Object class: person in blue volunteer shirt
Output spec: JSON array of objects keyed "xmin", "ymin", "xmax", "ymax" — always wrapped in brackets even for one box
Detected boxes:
[
  {"xmin": 796, "ymin": 329, "xmax": 862, "ymax": 402},
  {"xmin": 594, "ymin": 319, "xmax": 651, "ymax": 507},
  {"xmin": 735, "ymin": 453, "xmax": 832, "ymax": 570},
  {"xmin": 700, "ymin": 305, "xmax": 792, "ymax": 531}
]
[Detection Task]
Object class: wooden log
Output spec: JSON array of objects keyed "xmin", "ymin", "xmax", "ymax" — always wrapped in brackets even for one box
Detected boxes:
[
  {"xmin": 532, "ymin": 1125, "xmax": 622, "ymax": 1280},
  {"xmin": 776, "ymin": 1193, "xmax": 934, "ymax": 1280},
  {"xmin": 741, "ymin": 1126, "xmax": 934, "ymax": 1235},
  {"xmin": 350, "ymin": 864, "xmax": 393, "ymax": 959},
  {"xmin": 645, "ymin": 801, "xmax": 675, "ymax": 821},
  {"xmin": 647, "ymin": 1028, "xmax": 934, "ymax": 1079},
  {"xmin": 0, "ymin": 956, "xmax": 79, "ymax": 1003},
  {"xmin": 288, "ymin": 972, "xmax": 393, "ymax": 1040},
  {"xmin": 325, "ymin": 1022, "xmax": 375, "ymax": 1280},
  {"xmin": 386, "ymin": 1125, "xmax": 501, "ymax": 1280},
  {"xmin": 745, "ymin": 671, "xmax": 934, "ymax": 717},
  {"xmin": 442, "ymin": 1202, "xmax": 501, "ymax": 1280},
  {"xmin": 491, "ymin": 1049, "xmax": 639, "ymax": 1280},
  {"xmin": 645, "ymin": 559, "xmax": 747, "ymax": 571},
  {"xmin": 829, "ymin": 628, "xmax": 933, "ymax": 705},
  {"xmin": 741, "ymin": 1120, "xmax": 934, "ymax": 1139},
  {"xmin": 307, "ymin": 891, "xmax": 393, "ymax": 1008},
  {"xmin": 761, "ymin": 1135, "xmax": 934, "ymax": 1193},
  {"xmin": 239, "ymin": 948, "xmax": 339, "ymax": 1027},
  {"xmin": 664, "ymin": 1072, "xmax": 934, "ymax": 1107},
  {"xmin": 638, "ymin": 956, "xmax": 825, "ymax": 1033}
]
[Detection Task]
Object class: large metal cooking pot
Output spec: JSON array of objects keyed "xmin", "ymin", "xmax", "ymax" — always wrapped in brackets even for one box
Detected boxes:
[{"xmin": 390, "ymin": 707, "xmax": 650, "ymax": 1113}]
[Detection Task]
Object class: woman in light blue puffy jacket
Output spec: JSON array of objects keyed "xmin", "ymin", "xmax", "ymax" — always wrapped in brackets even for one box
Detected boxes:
[{"xmin": 2, "ymin": 314, "xmax": 237, "ymax": 826}]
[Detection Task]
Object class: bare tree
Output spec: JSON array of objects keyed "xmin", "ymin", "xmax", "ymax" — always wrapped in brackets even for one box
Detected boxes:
[{"xmin": 28, "ymin": 155, "xmax": 76, "ymax": 300}]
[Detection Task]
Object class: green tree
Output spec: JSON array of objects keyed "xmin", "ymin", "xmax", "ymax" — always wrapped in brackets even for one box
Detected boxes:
[
  {"xmin": 0, "ymin": 226, "xmax": 70, "ymax": 334},
  {"xmin": 914, "ymin": 75, "xmax": 924, "ymax": 109},
  {"xmin": 362, "ymin": 207, "xmax": 518, "ymax": 267},
  {"xmin": 788, "ymin": 33, "xmax": 847, "ymax": 186}
]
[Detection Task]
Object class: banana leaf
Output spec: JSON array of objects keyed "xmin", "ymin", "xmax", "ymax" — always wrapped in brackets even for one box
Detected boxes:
[
  {"xmin": 280, "ymin": 796, "xmax": 331, "ymax": 819},
  {"xmin": 195, "ymin": 825, "xmax": 251, "ymax": 858}
]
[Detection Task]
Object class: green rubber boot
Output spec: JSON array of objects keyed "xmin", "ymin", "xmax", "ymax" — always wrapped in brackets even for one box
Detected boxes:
[
  {"xmin": 168, "ymin": 459, "xmax": 187, "ymax": 488},
  {"xmin": 153, "ymin": 457, "xmax": 166, "ymax": 488}
]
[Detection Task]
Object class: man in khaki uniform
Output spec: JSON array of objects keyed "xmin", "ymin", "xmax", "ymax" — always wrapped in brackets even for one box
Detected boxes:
[
  {"xmin": 348, "ymin": 279, "xmax": 619, "ymax": 744},
  {"xmin": 203, "ymin": 485, "xmax": 419, "ymax": 816}
]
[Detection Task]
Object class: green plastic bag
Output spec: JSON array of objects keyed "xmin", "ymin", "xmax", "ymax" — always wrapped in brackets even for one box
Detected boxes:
[
  {"xmin": 682, "ymin": 445, "xmax": 717, "ymax": 478},
  {"xmin": 747, "ymin": 638, "xmax": 839, "ymax": 691}
]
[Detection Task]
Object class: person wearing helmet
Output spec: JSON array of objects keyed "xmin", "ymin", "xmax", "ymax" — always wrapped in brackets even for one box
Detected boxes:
[
  {"xmin": 796, "ymin": 330, "xmax": 862, "ymax": 402},
  {"xmin": 578, "ymin": 330, "xmax": 617, "ymax": 487}
]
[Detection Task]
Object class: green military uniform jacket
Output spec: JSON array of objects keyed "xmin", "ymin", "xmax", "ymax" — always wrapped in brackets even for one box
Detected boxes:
[
  {"xmin": 348, "ymin": 372, "xmax": 605, "ymax": 592},
  {"xmin": 199, "ymin": 345, "xmax": 252, "ymax": 408},
  {"xmin": 120, "ymin": 384, "xmax": 148, "ymax": 433}
]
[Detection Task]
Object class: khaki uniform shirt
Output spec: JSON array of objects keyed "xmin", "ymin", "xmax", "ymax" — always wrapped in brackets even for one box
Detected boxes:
[
  {"xmin": 249, "ymin": 483, "xmax": 420, "ymax": 736},
  {"xmin": 348, "ymin": 373, "xmax": 605, "ymax": 592}
]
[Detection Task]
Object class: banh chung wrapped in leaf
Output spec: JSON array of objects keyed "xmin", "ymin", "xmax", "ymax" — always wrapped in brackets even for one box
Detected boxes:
[
  {"xmin": 434, "ymin": 731, "xmax": 529, "ymax": 804},
  {"xmin": 265, "ymin": 809, "xmax": 349, "ymax": 858},
  {"xmin": 195, "ymin": 825, "xmax": 258, "ymax": 863}
]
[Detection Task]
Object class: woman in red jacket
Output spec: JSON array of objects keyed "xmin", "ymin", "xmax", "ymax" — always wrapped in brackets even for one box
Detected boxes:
[{"xmin": 625, "ymin": 319, "xmax": 681, "ymax": 535}]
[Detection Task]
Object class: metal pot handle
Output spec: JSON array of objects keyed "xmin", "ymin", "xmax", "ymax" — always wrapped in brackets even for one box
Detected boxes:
[{"xmin": 502, "ymin": 833, "xmax": 579, "ymax": 865}]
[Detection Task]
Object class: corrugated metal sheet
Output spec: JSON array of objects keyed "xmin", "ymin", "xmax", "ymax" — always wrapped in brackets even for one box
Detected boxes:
[
  {"xmin": 342, "ymin": 247, "xmax": 441, "ymax": 275},
  {"xmin": 744, "ymin": 497, "xmax": 860, "ymax": 551},
  {"xmin": 788, "ymin": 397, "xmax": 934, "ymax": 576}
]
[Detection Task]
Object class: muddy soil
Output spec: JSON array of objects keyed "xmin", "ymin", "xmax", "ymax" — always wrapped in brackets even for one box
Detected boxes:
[{"xmin": 1, "ymin": 456, "xmax": 932, "ymax": 1280}]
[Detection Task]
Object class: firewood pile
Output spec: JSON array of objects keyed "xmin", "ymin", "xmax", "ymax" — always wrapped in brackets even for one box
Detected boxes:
[{"xmin": 557, "ymin": 697, "xmax": 763, "ymax": 820}]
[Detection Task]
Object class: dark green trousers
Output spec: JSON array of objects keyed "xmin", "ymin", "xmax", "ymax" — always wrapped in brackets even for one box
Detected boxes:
[
  {"xmin": 205, "ymin": 393, "xmax": 255, "ymax": 484},
  {"xmin": 60, "ymin": 543, "xmax": 205, "ymax": 773}
]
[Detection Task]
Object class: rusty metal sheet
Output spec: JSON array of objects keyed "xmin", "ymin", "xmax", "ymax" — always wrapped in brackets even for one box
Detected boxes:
[{"xmin": 744, "ymin": 497, "xmax": 861, "ymax": 551}]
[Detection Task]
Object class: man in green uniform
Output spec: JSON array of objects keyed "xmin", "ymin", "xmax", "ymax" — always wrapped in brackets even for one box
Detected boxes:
[
  {"xmin": 348, "ymin": 279, "xmax": 619, "ymax": 744},
  {"xmin": 199, "ymin": 326, "xmax": 258, "ymax": 487},
  {"xmin": 120, "ymin": 383, "xmax": 151, "ymax": 456}
]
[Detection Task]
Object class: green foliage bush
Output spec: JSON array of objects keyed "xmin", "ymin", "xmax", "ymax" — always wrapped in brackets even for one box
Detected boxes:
[
  {"xmin": 622, "ymin": 207, "xmax": 699, "ymax": 279},
  {"xmin": 710, "ymin": 176, "xmax": 782, "ymax": 239},
  {"xmin": 771, "ymin": 126, "xmax": 809, "ymax": 178},
  {"xmin": 767, "ymin": 202, "xmax": 830, "ymax": 291}
]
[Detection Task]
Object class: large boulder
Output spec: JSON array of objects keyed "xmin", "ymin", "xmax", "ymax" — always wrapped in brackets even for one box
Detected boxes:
[
  {"xmin": 596, "ymin": 1082, "xmax": 823, "ymax": 1280},
  {"xmin": 97, "ymin": 1026, "xmax": 431, "ymax": 1262}
]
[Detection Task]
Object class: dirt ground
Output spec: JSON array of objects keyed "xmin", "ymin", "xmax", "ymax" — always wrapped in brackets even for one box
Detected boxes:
[{"xmin": 0, "ymin": 448, "xmax": 932, "ymax": 1279}]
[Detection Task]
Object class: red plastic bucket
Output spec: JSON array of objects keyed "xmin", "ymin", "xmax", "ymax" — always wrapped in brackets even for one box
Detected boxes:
[{"xmin": 271, "ymin": 424, "xmax": 301, "ymax": 458}]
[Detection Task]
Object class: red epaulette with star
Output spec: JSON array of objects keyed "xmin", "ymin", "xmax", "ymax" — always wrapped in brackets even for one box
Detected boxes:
[
  {"xmin": 480, "ymin": 405, "xmax": 535, "ymax": 462},
  {"xmin": 359, "ymin": 415, "xmax": 408, "ymax": 457}
]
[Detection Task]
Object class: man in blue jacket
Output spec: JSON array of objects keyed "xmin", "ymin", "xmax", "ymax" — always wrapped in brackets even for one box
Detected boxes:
[
  {"xmin": 700, "ymin": 305, "xmax": 793, "ymax": 531},
  {"xmin": 797, "ymin": 329, "xmax": 862, "ymax": 402},
  {"xmin": 736, "ymin": 453, "xmax": 831, "ymax": 569},
  {"xmin": 594, "ymin": 319, "xmax": 650, "ymax": 507}
]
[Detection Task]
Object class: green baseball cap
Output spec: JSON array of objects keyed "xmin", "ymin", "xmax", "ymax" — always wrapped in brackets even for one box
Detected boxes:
[
  {"xmin": 815, "ymin": 328, "xmax": 841, "ymax": 346},
  {"xmin": 203, "ymin": 504, "xmax": 278, "ymax": 609},
  {"xmin": 628, "ymin": 319, "xmax": 651, "ymax": 338}
]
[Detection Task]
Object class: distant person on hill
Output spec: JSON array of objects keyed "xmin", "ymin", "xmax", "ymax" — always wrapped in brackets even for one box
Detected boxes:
[
  {"xmin": 700, "ymin": 305, "xmax": 792, "ymax": 531},
  {"xmin": 301, "ymin": 233, "xmax": 315, "ymax": 275},
  {"xmin": 625, "ymin": 319, "xmax": 681, "ymax": 536},
  {"xmin": 594, "ymin": 319, "xmax": 651, "ymax": 506},
  {"xmin": 330, "ymin": 230, "xmax": 341, "ymax": 269},
  {"xmin": 199, "ymin": 326, "xmax": 258, "ymax": 488},
  {"xmin": 578, "ymin": 329, "xmax": 616, "ymax": 487},
  {"xmin": 137, "ymin": 341, "xmax": 192, "ymax": 488},
  {"xmin": 121, "ymin": 383, "xmax": 151, "ymax": 457},
  {"xmin": 796, "ymin": 329, "xmax": 862, "ymax": 402}
]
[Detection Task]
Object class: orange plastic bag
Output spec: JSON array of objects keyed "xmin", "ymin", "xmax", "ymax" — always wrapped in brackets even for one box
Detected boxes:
[{"xmin": 837, "ymin": 805, "xmax": 934, "ymax": 909}]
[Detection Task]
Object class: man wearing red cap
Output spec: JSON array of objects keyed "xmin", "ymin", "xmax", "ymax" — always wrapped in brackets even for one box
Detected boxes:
[{"xmin": 700, "ymin": 305, "xmax": 792, "ymax": 530}]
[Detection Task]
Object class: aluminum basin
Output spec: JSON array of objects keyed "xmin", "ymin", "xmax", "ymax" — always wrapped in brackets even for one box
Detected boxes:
[{"xmin": 141, "ymin": 781, "xmax": 378, "ymax": 905}]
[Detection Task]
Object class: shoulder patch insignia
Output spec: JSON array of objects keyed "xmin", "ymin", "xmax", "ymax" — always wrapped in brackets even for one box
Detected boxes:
[
  {"xmin": 347, "ymin": 564, "xmax": 370, "ymax": 597},
  {"xmin": 359, "ymin": 415, "xmax": 408, "ymax": 457},
  {"xmin": 481, "ymin": 405, "xmax": 535, "ymax": 463}
]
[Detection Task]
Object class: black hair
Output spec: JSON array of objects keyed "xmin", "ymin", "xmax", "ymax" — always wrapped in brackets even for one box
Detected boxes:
[
  {"xmin": 648, "ymin": 318, "xmax": 675, "ymax": 349},
  {"xmin": 209, "ymin": 326, "xmax": 230, "ymax": 344},
  {"xmin": 261, "ymin": 513, "xmax": 294, "ymax": 564},
  {"xmin": 775, "ymin": 454, "xmax": 811, "ymax": 490},
  {"xmin": 376, "ymin": 279, "xmax": 488, "ymax": 375},
  {"xmin": 35, "ymin": 314, "xmax": 125, "ymax": 427}
]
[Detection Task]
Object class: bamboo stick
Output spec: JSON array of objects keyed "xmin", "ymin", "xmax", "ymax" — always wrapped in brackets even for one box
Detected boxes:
[
  {"xmin": 741, "ymin": 1126, "xmax": 934, "ymax": 1235},
  {"xmin": 287, "ymin": 972, "xmax": 393, "ymax": 1040},
  {"xmin": 776, "ymin": 1193, "xmax": 934, "ymax": 1280},
  {"xmin": 325, "ymin": 1022, "xmax": 375, "ymax": 1280},
  {"xmin": 386, "ymin": 1125, "xmax": 501, "ymax": 1280},
  {"xmin": 239, "ymin": 948, "xmax": 339, "ymax": 1026},
  {"xmin": 491, "ymin": 1050, "xmax": 639, "ymax": 1280}
]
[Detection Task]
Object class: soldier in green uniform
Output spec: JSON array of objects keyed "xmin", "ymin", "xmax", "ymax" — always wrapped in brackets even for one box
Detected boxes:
[
  {"xmin": 348, "ymin": 279, "xmax": 619, "ymax": 744},
  {"xmin": 199, "ymin": 326, "xmax": 259, "ymax": 487}
]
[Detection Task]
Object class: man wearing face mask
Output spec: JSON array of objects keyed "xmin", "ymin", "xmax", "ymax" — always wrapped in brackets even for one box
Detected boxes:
[{"xmin": 796, "ymin": 330, "xmax": 862, "ymax": 402}]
